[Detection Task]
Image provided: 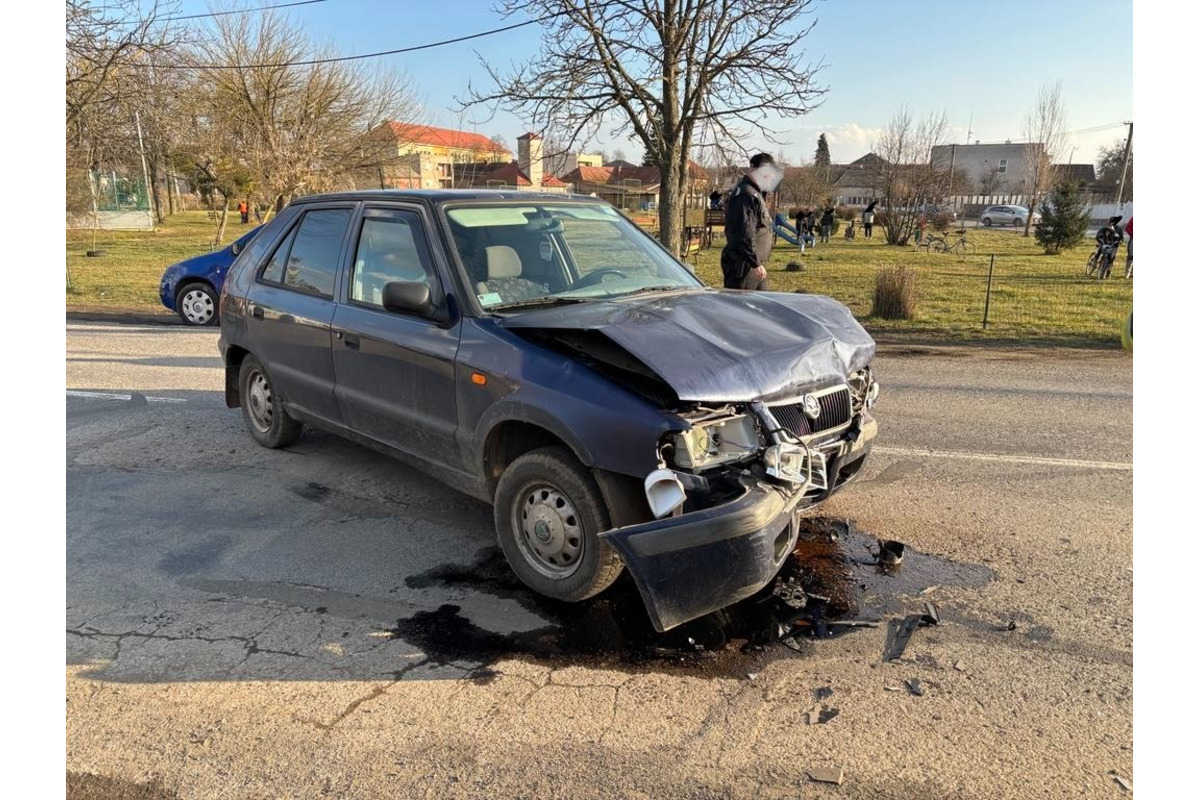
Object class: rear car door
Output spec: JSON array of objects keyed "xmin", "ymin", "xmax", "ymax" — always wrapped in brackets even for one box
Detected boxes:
[
  {"xmin": 245, "ymin": 203, "xmax": 356, "ymax": 426},
  {"xmin": 330, "ymin": 205, "xmax": 462, "ymax": 466}
]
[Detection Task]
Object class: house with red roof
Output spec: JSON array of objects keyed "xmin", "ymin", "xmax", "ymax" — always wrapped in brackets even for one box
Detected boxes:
[{"xmin": 364, "ymin": 125, "xmax": 568, "ymax": 193}]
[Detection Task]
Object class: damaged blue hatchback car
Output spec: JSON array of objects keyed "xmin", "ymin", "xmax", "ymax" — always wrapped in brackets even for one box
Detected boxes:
[{"xmin": 218, "ymin": 191, "xmax": 879, "ymax": 631}]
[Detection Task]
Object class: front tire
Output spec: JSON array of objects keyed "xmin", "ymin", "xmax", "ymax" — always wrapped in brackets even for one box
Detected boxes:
[
  {"xmin": 176, "ymin": 282, "xmax": 219, "ymax": 326},
  {"xmin": 238, "ymin": 355, "xmax": 302, "ymax": 449},
  {"xmin": 1086, "ymin": 252, "xmax": 1099, "ymax": 277},
  {"xmin": 494, "ymin": 446, "xmax": 624, "ymax": 602}
]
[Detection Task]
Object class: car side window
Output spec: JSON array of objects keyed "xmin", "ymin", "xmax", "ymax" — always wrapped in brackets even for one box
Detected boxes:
[
  {"xmin": 349, "ymin": 210, "xmax": 441, "ymax": 311},
  {"xmin": 258, "ymin": 225, "xmax": 299, "ymax": 285},
  {"xmin": 258, "ymin": 208, "xmax": 352, "ymax": 298}
]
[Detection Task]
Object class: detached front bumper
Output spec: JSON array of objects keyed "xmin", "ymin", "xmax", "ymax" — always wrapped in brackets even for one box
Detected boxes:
[{"xmin": 601, "ymin": 415, "xmax": 876, "ymax": 632}]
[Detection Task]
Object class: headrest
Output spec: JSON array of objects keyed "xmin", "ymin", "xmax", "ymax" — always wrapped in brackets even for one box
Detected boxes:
[{"xmin": 486, "ymin": 246, "xmax": 522, "ymax": 279}]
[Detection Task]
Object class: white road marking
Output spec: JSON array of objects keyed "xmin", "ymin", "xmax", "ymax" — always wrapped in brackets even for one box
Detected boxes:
[
  {"xmin": 874, "ymin": 445, "xmax": 1132, "ymax": 471},
  {"xmin": 66, "ymin": 390, "xmax": 187, "ymax": 404}
]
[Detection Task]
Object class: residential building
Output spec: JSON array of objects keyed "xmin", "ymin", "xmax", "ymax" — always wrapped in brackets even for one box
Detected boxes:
[
  {"xmin": 367, "ymin": 123, "xmax": 512, "ymax": 190},
  {"xmin": 565, "ymin": 152, "xmax": 605, "ymax": 173},
  {"xmin": 556, "ymin": 162, "xmax": 711, "ymax": 210},
  {"xmin": 930, "ymin": 142, "xmax": 1044, "ymax": 195}
]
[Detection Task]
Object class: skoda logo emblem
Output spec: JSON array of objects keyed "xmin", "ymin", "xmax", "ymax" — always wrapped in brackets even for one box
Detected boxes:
[{"xmin": 803, "ymin": 394, "xmax": 821, "ymax": 420}]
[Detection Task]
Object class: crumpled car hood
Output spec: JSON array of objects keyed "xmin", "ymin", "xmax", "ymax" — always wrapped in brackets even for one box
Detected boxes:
[{"xmin": 499, "ymin": 289, "xmax": 875, "ymax": 403}]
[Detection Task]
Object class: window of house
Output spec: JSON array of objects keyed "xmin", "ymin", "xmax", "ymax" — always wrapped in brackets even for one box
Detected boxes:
[{"xmin": 998, "ymin": 159, "xmax": 1008, "ymax": 174}]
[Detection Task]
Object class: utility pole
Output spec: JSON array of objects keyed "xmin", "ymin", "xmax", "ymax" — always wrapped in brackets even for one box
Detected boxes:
[
  {"xmin": 134, "ymin": 109, "xmax": 152, "ymax": 221},
  {"xmin": 1115, "ymin": 121, "xmax": 1133, "ymax": 209}
]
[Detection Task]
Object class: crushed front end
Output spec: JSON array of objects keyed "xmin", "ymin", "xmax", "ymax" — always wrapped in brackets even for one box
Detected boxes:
[{"xmin": 600, "ymin": 368, "xmax": 880, "ymax": 632}]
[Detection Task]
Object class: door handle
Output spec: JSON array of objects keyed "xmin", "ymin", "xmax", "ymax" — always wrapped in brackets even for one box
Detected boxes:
[
  {"xmin": 340, "ymin": 331, "xmax": 360, "ymax": 350},
  {"xmin": 251, "ymin": 304, "xmax": 264, "ymax": 319}
]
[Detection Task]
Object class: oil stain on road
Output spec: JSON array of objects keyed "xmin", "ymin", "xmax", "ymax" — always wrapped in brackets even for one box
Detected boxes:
[{"xmin": 389, "ymin": 517, "xmax": 993, "ymax": 680}]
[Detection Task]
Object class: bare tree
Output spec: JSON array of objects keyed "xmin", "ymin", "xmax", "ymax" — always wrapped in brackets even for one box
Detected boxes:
[
  {"xmin": 979, "ymin": 165, "xmax": 1004, "ymax": 197},
  {"xmin": 776, "ymin": 163, "xmax": 833, "ymax": 209},
  {"xmin": 191, "ymin": 11, "xmax": 418, "ymax": 213},
  {"xmin": 462, "ymin": 0, "xmax": 826, "ymax": 253},
  {"xmin": 1020, "ymin": 82, "xmax": 1066, "ymax": 236},
  {"xmin": 66, "ymin": 0, "xmax": 179, "ymax": 132},
  {"xmin": 67, "ymin": 1, "xmax": 183, "ymax": 226},
  {"xmin": 874, "ymin": 108, "xmax": 952, "ymax": 245},
  {"xmin": 542, "ymin": 134, "xmax": 573, "ymax": 181},
  {"xmin": 1096, "ymin": 139, "xmax": 1133, "ymax": 202}
]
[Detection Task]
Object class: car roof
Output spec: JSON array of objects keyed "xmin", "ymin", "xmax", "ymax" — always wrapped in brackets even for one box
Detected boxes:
[{"xmin": 288, "ymin": 189, "xmax": 602, "ymax": 206}]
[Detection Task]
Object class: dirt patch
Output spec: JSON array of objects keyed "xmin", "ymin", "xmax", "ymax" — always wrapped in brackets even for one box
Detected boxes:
[{"xmin": 67, "ymin": 773, "xmax": 178, "ymax": 800}]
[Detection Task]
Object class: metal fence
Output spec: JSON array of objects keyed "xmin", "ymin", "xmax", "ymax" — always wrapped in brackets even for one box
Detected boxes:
[
  {"xmin": 980, "ymin": 253, "xmax": 1132, "ymax": 338},
  {"xmin": 91, "ymin": 171, "xmax": 150, "ymax": 211}
]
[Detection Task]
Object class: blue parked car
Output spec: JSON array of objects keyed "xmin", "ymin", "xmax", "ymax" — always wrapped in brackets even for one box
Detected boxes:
[
  {"xmin": 159, "ymin": 226, "xmax": 261, "ymax": 325},
  {"xmin": 218, "ymin": 191, "xmax": 879, "ymax": 631}
]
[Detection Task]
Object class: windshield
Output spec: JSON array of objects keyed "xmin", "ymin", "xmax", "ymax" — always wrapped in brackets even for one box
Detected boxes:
[{"xmin": 444, "ymin": 202, "xmax": 702, "ymax": 311}]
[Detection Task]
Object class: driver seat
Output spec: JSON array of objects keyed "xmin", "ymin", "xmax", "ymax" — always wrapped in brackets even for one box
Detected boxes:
[{"xmin": 476, "ymin": 246, "xmax": 546, "ymax": 303}]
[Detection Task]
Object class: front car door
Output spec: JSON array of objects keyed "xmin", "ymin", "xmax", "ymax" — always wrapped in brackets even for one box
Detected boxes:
[
  {"xmin": 244, "ymin": 203, "xmax": 356, "ymax": 426},
  {"xmin": 330, "ymin": 205, "xmax": 462, "ymax": 466}
]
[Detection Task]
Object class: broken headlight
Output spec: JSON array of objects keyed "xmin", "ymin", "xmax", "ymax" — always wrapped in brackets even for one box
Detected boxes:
[
  {"xmin": 848, "ymin": 367, "xmax": 880, "ymax": 413},
  {"xmin": 669, "ymin": 413, "xmax": 762, "ymax": 470}
]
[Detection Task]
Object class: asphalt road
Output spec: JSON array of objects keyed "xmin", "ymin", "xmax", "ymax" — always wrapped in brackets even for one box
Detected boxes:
[{"xmin": 66, "ymin": 322, "xmax": 1133, "ymax": 800}]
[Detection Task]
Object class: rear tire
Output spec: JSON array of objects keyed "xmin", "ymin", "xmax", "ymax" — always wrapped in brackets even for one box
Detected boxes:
[
  {"xmin": 981, "ymin": 217, "xmax": 992, "ymax": 227},
  {"xmin": 238, "ymin": 355, "xmax": 302, "ymax": 448},
  {"xmin": 494, "ymin": 446, "xmax": 624, "ymax": 602},
  {"xmin": 176, "ymin": 282, "xmax": 219, "ymax": 326},
  {"xmin": 1086, "ymin": 252, "xmax": 1099, "ymax": 277}
]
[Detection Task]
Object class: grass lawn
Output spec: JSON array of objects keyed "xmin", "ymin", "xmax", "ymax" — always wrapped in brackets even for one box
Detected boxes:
[
  {"xmin": 687, "ymin": 225, "xmax": 1133, "ymax": 346},
  {"xmin": 67, "ymin": 212, "xmax": 244, "ymax": 314},
  {"xmin": 67, "ymin": 212, "xmax": 1132, "ymax": 346}
]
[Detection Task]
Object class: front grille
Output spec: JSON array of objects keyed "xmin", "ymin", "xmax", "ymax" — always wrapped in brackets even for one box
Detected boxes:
[{"xmin": 770, "ymin": 386, "xmax": 853, "ymax": 439}]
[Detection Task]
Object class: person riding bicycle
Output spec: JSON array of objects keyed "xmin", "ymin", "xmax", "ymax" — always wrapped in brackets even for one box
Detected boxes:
[
  {"xmin": 1092, "ymin": 216, "xmax": 1125, "ymax": 277},
  {"xmin": 1095, "ymin": 216, "xmax": 1125, "ymax": 250}
]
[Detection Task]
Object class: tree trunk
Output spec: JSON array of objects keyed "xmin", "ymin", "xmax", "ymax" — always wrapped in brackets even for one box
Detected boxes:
[
  {"xmin": 148, "ymin": 158, "xmax": 165, "ymax": 224},
  {"xmin": 165, "ymin": 156, "xmax": 177, "ymax": 216},
  {"xmin": 657, "ymin": 150, "xmax": 685, "ymax": 256},
  {"xmin": 215, "ymin": 195, "xmax": 230, "ymax": 245}
]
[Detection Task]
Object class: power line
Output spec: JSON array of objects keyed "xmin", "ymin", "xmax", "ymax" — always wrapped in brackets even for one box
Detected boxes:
[
  {"xmin": 169, "ymin": 0, "xmax": 329, "ymax": 21},
  {"xmin": 113, "ymin": 0, "xmax": 330, "ymax": 25},
  {"xmin": 1064, "ymin": 122, "xmax": 1126, "ymax": 136},
  {"xmin": 143, "ymin": 12, "xmax": 562, "ymax": 70}
]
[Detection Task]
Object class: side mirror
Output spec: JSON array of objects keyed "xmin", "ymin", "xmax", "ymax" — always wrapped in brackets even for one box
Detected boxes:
[
  {"xmin": 230, "ymin": 242, "xmax": 242, "ymax": 256},
  {"xmin": 382, "ymin": 280, "xmax": 434, "ymax": 317}
]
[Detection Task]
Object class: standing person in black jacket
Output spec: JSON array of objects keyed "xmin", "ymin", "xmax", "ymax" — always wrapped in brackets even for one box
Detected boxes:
[
  {"xmin": 819, "ymin": 204, "xmax": 836, "ymax": 243},
  {"xmin": 721, "ymin": 153, "xmax": 782, "ymax": 290}
]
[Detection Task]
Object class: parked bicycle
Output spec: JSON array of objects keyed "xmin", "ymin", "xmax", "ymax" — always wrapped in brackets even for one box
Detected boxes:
[
  {"xmin": 1086, "ymin": 242, "xmax": 1119, "ymax": 279},
  {"xmin": 922, "ymin": 229, "xmax": 974, "ymax": 255}
]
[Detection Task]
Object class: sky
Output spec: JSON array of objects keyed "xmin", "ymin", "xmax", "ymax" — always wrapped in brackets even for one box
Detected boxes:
[{"xmin": 172, "ymin": 0, "xmax": 1133, "ymax": 167}]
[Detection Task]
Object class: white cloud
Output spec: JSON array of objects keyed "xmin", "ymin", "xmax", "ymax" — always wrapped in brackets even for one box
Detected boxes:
[{"xmin": 822, "ymin": 123, "xmax": 885, "ymax": 161}]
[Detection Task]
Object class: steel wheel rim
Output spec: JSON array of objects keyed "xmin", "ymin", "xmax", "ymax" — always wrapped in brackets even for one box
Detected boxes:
[
  {"xmin": 511, "ymin": 481, "xmax": 584, "ymax": 579},
  {"xmin": 246, "ymin": 370, "xmax": 273, "ymax": 432},
  {"xmin": 181, "ymin": 289, "xmax": 214, "ymax": 324}
]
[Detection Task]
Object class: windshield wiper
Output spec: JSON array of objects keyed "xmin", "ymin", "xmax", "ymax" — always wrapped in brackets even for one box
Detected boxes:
[{"xmin": 489, "ymin": 295, "xmax": 593, "ymax": 312}]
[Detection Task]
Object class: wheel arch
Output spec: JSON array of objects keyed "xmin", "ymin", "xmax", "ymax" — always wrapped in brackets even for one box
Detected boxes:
[{"xmin": 223, "ymin": 345, "xmax": 250, "ymax": 408}]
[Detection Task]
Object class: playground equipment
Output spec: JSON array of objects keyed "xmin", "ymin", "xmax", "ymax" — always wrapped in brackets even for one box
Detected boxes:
[{"xmin": 773, "ymin": 213, "xmax": 813, "ymax": 247}]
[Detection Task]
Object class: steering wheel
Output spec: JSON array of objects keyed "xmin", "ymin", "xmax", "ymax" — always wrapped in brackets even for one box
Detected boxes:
[{"xmin": 574, "ymin": 268, "xmax": 628, "ymax": 288}]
